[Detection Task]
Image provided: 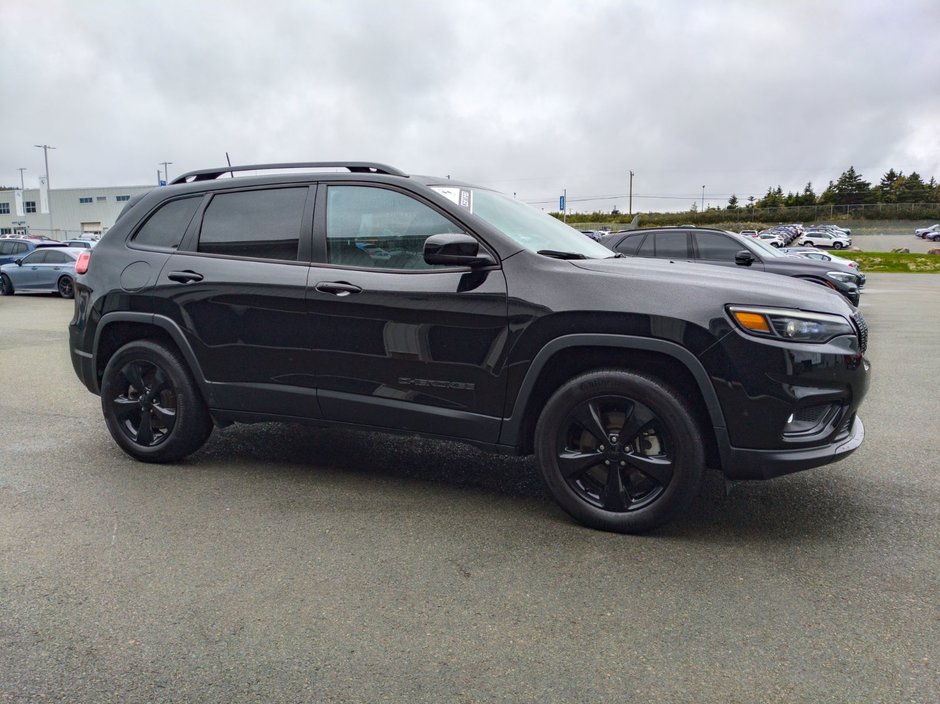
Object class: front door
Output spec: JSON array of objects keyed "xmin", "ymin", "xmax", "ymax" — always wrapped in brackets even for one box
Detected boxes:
[{"xmin": 306, "ymin": 183, "xmax": 509, "ymax": 442}]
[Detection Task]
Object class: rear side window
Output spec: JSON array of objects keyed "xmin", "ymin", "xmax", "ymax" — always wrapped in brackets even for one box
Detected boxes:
[
  {"xmin": 198, "ymin": 188, "xmax": 306, "ymax": 261},
  {"xmin": 133, "ymin": 197, "xmax": 201, "ymax": 249},
  {"xmin": 653, "ymin": 231, "xmax": 689, "ymax": 258},
  {"xmin": 43, "ymin": 250, "xmax": 72, "ymax": 264}
]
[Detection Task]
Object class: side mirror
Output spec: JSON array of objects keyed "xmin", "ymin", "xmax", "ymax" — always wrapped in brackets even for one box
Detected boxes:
[
  {"xmin": 735, "ymin": 250, "xmax": 756, "ymax": 266},
  {"xmin": 15, "ymin": 258, "xmax": 23, "ymax": 267},
  {"xmin": 424, "ymin": 234, "xmax": 495, "ymax": 267}
]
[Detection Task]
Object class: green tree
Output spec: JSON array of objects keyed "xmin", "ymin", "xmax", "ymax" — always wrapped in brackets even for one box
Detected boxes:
[
  {"xmin": 829, "ymin": 166, "xmax": 873, "ymax": 206},
  {"xmin": 879, "ymin": 169, "xmax": 903, "ymax": 203},
  {"xmin": 757, "ymin": 186, "xmax": 784, "ymax": 209},
  {"xmin": 727, "ymin": 194, "xmax": 739, "ymax": 210},
  {"xmin": 897, "ymin": 171, "xmax": 929, "ymax": 203}
]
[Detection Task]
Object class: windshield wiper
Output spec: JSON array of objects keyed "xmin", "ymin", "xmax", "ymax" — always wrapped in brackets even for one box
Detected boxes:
[{"xmin": 537, "ymin": 249, "xmax": 588, "ymax": 260}]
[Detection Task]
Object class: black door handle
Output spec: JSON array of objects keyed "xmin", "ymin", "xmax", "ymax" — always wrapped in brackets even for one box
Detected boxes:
[
  {"xmin": 315, "ymin": 281, "xmax": 362, "ymax": 296},
  {"xmin": 167, "ymin": 270, "xmax": 204, "ymax": 283}
]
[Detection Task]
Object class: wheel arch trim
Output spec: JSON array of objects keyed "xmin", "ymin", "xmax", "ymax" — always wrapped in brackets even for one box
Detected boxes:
[
  {"xmin": 92, "ymin": 312, "xmax": 214, "ymax": 404},
  {"xmin": 498, "ymin": 334, "xmax": 727, "ymax": 446}
]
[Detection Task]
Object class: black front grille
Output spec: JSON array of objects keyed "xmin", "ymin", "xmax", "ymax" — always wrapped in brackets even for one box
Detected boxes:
[{"xmin": 852, "ymin": 311, "xmax": 868, "ymax": 354}]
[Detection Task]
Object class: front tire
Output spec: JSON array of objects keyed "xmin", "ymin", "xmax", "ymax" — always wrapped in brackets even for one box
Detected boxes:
[
  {"xmin": 833, "ymin": 241, "xmax": 843, "ymax": 250},
  {"xmin": 534, "ymin": 370, "xmax": 705, "ymax": 534},
  {"xmin": 0, "ymin": 274, "xmax": 13, "ymax": 296},
  {"xmin": 100, "ymin": 340, "xmax": 212, "ymax": 463}
]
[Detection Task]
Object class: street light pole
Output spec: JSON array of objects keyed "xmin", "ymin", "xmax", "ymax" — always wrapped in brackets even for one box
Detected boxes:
[
  {"xmin": 34, "ymin": 144, "xmax": 56, "ymax": 238},
  {"xmin": 17, "ymin": 168, "xmax": 26, "ymax": 190},
  {"xmin": 629, "ymin": 170, "xmax": 634, "ymax": 216},
  {"xmin": 159, "ymin": 161, "xmax": 173, "ymax": 184},
  {"xmin": 701, "ymin": 185, "xmax": 705, "ymax": 212}
]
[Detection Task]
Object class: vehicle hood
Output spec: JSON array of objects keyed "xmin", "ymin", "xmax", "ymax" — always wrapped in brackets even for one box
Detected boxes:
[{"xmin": 764, "ymin": 255, "xmax": 857, "ymax": 276}]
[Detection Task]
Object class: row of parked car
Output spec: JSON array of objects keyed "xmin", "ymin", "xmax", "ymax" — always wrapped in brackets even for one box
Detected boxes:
[
  {"xmin": 914, "ymin": 224, "xmax": 940, "ymax": 241},
  {"xmin": 595, "ymin": 226, "xmax": 864, "ymax": 306},
  {"xmin": 0, "ymin": 236, "xmax": 97, "ymax": 298},
  {"xmin": 739, "ymin": 224, "xmax": 853, "ymax": 249}
]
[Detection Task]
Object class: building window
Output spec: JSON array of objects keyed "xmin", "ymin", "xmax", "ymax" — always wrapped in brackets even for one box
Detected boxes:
[
  {"xmin": 0, "ymin": 202, "xmax": 9, "ymax": 214},
  {"xmin": 96, "ymin": 196, "xmax": 106, "ymax": 202},
  {"xmin": 25, "ymin": 201, "xmax": 36, "ymax": 213},
  {"xmin": 0, "ymin": 228, "xmax": 10, "ymax": 235},
  {"xmin": 79, "ymin": 197, "xmax": 93, "ymax": 204},
  {"xmin": 116, "ymin": 195, "xmax": 130, "ymax": 202}
]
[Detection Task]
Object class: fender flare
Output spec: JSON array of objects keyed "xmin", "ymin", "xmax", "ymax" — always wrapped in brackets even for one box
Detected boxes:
[
  {"xmin": 92, "ymin": 312, "xmax": 215, "ymax": 405},
  {"xmin": 498, "ymin": 334, "xmax": 727, "ymax": 446}
]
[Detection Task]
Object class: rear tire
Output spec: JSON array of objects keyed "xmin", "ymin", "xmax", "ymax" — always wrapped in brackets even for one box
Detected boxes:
[
  {"xmin": 57, "ymin": 276, "xmax": 74, "ymax": 299},
  {"xmin": 100, "ymin": 339, "xmax": 212, "ymax": 463},
  {"xmin": 534, "ymin": 370, "xmax": 704, "ymax": 534}
]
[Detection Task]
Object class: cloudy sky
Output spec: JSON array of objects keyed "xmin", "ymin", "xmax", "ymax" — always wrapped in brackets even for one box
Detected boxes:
[{"xmin": 2, "ymin": 0, "xmax": 938, "ymax": 213}]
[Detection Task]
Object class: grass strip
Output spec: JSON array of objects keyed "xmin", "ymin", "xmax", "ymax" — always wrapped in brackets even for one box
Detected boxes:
[{"xmin": 852, "ymin": 251, "xmax": 940, "ymax": 273}]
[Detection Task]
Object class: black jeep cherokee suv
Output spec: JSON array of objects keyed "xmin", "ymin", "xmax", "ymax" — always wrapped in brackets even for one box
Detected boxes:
[{"xmin": 69, "ymin": 162, "xmax": 870, "ymax": 533}]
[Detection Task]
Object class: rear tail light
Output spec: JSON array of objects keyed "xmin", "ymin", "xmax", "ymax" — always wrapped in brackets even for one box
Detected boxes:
[{"xmin": 75, "ymin": 250, "xmax": 91, "ymax": 274}]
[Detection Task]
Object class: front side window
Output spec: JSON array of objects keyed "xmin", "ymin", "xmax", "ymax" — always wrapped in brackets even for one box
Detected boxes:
[
  {"xmin": 133, "ymin": 196, "xmax": 201, "ymax": 250},
  {"xmin": 695, "ymin": 231, "xmax": 742, "ymax": 261},
  {"xmin": 198, "ymin": 188, "xmax": 306, "ymax": 261},
  {"xmin": 326, "ymin": 186, "xmax": 460, "ymax": 269},
  {"xmin": 22, "ymin": 250, "xmax": 47, "ymax": 264}
]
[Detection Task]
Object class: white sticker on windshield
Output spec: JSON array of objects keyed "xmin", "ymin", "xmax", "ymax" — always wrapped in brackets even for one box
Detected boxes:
[{"xmin": 433, "ymin": 187, "xmax": 472, "ymax": 212}]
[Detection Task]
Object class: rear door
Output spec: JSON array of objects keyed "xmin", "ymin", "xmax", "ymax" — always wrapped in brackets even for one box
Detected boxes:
[
  {"xmin": 153, "ymin": 185, "xmax": 319, "ymax": 417},
  {"xmin": 305, "ymin": 183, "xmax": 509, "ymax": 442}
]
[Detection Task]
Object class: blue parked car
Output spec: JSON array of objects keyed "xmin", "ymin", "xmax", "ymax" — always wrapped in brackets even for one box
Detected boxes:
[
  {"xmin": 0, "ymin": 238, "xmax": 69, "ymax": 267},
  {"xmin": 0, "ymin": 246, "xmax": 83, "ymax": 298}
]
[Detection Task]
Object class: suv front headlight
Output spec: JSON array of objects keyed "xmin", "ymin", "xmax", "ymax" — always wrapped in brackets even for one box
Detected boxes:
[
  {"xmin": 826, "ymin": 271, "xmax": 856, "ymax": 284},
  {"xmin": 727, "ymin": 306, "xmax": 855, "ymax": 343}
]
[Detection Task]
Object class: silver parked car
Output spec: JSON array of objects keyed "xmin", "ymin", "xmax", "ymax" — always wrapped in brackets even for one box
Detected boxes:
[{"xmin": 0, "ymin": 247, "xmax": 84, "ymax": 299}]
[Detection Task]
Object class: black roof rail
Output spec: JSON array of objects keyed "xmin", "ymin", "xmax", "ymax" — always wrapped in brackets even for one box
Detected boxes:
[{"xmin": 170, "ymin": 162, "xmax": 408, "ymax": 185}]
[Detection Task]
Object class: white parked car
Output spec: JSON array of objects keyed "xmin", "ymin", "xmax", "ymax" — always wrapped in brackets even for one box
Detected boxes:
[
  {"xmin": 914, "ymin": 224, "xmax": 939, "ymax": 239},
  {"xmin": 799, "ymin": 230, "xmax": 852, "ymax": 249},
  {"xmin": 757, "ymin": 232, "xmax": 785, "ymax": 247}
]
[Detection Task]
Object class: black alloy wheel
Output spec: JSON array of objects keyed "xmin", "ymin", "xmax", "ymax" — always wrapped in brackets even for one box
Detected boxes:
[
  {"xmin": 57, "ymin": 276, "xmax": 74, "ymax": 298},
  {"xmin": 100, "ymin": 340, "xmax": 212, "ymax": 462},
  {"xmin": 0, "ymin": 274, "xmax": 12, "ymax": 296},
  {"xmin": 535, "ymin": 370, "xmax": 704, "ymax": 533}
]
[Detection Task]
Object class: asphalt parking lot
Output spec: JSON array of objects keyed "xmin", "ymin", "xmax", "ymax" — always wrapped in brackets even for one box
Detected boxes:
[{"xmin": 1, "ymin": 275, "xmax": 938, "ymax": 704}]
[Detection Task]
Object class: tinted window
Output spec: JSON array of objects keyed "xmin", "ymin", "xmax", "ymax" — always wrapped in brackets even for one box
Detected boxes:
[
  {"xmin": 199, "ymin": 189, "xmax": 306, "ymax": 261},
  {"xmin": 0, "ymin": 242, "xmax": 11, "ymax": 255},
  {"xmin": 23, "ymin": 250, "xmax": 48, "ymax": 264},
  {"xmin": 14, "ymin": 243, "xmax": 28, "ymax": 254},
  {"xmin": 326, "ymin": 186, "xmax": 460, "ymax": 269},
  {"xmin": 613, "ymin": 233, "xmax": 645, "ymax": 256},
  {"xmin": 134, "ymin": 197, "xmax": 201, "ymax": 249},
  {"xmin": 694, "ymin": 231, "xmax": 741, "ymax": 261},
  {"xmin": 636, "ymin": 234, "xmax": 655, "ymax": 257},
  {"xmin": 655, "ymin": 231, "xmax": 688, "ymax": 258},
  {"xmin": 43, "ymin": 250, "xmax": 72, "ymax": 264}
]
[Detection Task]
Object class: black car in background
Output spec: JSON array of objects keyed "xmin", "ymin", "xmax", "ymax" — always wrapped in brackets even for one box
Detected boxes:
[
  {"xmin": 69, "ymin": 162, "xmax": 869, "ymax": 534},
  {"xmin": 599, "ymin": 227, "xmax": 861, "ymax": 305}
]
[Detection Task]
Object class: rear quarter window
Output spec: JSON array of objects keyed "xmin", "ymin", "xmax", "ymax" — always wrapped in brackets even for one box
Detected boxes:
[{"xmin": 132, "ymin": 197, "xmax": 202, "ymax": 249}]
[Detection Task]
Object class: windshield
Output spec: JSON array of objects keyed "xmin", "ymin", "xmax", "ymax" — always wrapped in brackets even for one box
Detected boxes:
[{"xmin": 431, "ymin": 186, "xmax": 616, "ymax": 258}]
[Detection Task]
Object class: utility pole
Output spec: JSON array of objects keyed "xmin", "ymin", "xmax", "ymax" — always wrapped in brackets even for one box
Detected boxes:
[
  {"xmin": 629, "ymin": 170, "xmax": 634, "ymax": 216},
  {"xmin": 157, "ymin": 169, "xmax": 162, "ymax": 186},
  {"xmin": 701, "ymin": 185, "xmax": 705, "ymax": 212},
  {"xmin": 34, "ymin": 144, "xmax": 56, "ymax": 238},
  {"xmin": 17, "ymin": 168, "xmax": 26, "ymax": 190},
  {"xmin": 159, "ymin": 161, "xmax": 173, "ymax": 184}
]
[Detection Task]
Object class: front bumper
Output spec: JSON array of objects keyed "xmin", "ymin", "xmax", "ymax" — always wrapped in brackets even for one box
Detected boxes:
[{"xmin": 718, "ymin": 416, "xmax": 865, "ymax": 480}]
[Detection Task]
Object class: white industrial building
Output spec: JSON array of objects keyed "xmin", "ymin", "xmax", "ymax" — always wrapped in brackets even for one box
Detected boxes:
[{"xmin": 0, "ymin": 184, "xmax": 154, "ymax": 239}]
